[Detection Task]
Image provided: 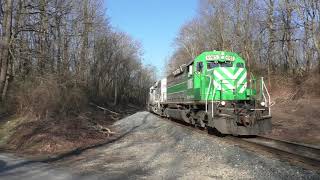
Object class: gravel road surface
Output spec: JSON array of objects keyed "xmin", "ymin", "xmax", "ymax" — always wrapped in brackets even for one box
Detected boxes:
[
  {"xmin": 0, "ymin": 153, "xmax": 97, "ymax": 180},
  {"xmin": 0, "ymin": 111, "xmax": 319, "ymax": 179}
]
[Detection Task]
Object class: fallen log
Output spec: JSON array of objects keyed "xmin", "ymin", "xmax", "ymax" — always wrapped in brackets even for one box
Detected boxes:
[
  {"xmin": 92, "ymin": 124, "xmax": 116, "ymax": 137},
  {"xmin": 89, "ymin": 102, "xmax": 119, "ymax": 115}
]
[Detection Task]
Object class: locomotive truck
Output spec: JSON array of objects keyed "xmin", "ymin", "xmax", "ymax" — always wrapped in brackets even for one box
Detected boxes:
[{"xmin": 148, "ymin": 51, "xmax": 272, "ymax": 135}]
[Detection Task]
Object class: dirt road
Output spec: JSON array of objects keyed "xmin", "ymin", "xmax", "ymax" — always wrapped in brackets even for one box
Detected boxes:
[
  {"xmin": 0, "ymin": 112, "xmax": 319, "ymax": 179},
  {"xmin": 0, "ymin": 154, "xmax": 96, "ymax": 180}
]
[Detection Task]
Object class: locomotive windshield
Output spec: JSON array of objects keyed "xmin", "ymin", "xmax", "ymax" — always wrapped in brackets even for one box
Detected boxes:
[
  {"xmin": 207, "ymin": 61, "xmax": 233, "ymax": 69},
  {"xmin": 236, "ymin": 63, "xmax": 244, "ymax": 68}
]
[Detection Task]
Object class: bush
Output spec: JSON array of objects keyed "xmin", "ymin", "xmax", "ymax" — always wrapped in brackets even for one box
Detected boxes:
[{"xmin": 8, "ymin": 74, "xmax": 88, "ymax": 118}]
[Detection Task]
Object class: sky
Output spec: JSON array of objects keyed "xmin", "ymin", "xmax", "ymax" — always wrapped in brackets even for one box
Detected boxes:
[{"xmin": 104, "ymin": 0, "xmax": 198, "ymax": 77}]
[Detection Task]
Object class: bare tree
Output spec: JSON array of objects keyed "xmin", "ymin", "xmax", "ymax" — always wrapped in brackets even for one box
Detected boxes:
[
  {"xmin": 169, "ymin": 0, "xmax": 320, "ymax": 79},
  {"xmin": 0, "ymin": 0, "xmax": 155, "ymax": 108},
  {"xmin": 0, "ymin": 0, "xmax": 13, "ymax": 100}
]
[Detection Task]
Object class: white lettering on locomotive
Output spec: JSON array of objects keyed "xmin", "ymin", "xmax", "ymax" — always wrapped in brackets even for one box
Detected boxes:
[
  {"xmin": 205, "ymin": 54, "xmax": 220, "ymax": 61},
  {"xmin": 206, "ymin": 54, "xmax": 235, "ymax": 61}
]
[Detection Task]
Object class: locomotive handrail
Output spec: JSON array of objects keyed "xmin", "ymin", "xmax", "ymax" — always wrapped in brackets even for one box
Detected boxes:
[
  {"xmin": 211, "ymin": 87, "xmax": 216, "ymax": 117},
  {"xmin": 261, "ymin": 77, "xmax": 271, "ymax": 116},
  {"xmin": 260, "ymin": 78, "xmax": 267, "ymax": 104},
  {"xmin": 262, "ymin": 78, "xmax": 271, "ymax": 116},
  {"xmin": 205, "ymin": 73, "xmax": 217, "ymax": 117},
  {"xmin": 205, "ymin": 74, "xmax": 212, "ymax": 112}
]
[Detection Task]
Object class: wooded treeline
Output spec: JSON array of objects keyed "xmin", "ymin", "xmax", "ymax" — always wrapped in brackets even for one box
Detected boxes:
[
  {"xmin": 0, "ymin": 0, "xmax": 156, "ymax": 114},
  {"xmin": 168, "ymin": 0, "xmax": 320, "ymax": 86}
]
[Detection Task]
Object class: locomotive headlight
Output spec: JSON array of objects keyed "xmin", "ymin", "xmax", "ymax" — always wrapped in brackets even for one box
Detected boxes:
[
  {"xmin": 221, "ymin": 101, "xmax": 226, "ymax": 106},
  {"xmin": 260, "ymin": 101, "xmax": 266, "ymax": 107}
]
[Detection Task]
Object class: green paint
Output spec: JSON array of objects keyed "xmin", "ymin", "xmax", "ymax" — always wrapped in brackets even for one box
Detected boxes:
[
  {"xmin": 167, "ymin": 51, "xmax": 256, "ymax": 102},
  {"xmin": 167, "ymin": 81, "xmax": 187, "ymax": 94}
]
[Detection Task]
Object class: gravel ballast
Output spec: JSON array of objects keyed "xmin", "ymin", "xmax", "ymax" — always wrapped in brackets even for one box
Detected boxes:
[{"xmin": 54, "ymin": 111, "xmax": 319, "ymax": 180}]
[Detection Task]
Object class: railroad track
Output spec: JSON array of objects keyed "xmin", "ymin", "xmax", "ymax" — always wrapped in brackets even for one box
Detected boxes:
[
  {"xmin": 241, "ymin": 136, "xmax": 320, "ymax": 162},
  {"xmin": 152, "ymin": 113, "xmax": 320, "ymax": 171}
]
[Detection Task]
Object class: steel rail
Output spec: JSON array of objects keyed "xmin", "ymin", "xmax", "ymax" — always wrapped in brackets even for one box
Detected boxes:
[
  {"xmin": 151, "ymin": 113, "xmax": 320, "ymax": 171},
  {"xmin": 241, "ymin": 136, "xmax": 320, "ymax": 162}
]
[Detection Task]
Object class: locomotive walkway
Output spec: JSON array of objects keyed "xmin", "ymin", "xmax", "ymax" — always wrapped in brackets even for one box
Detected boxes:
[{"xmin": 0, "ymin": 112, "xmax": 319, "ymax": 179}]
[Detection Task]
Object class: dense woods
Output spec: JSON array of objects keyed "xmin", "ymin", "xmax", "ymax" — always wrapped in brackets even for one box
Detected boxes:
[
  {"xmin": 1, "ymin": 0, "xmax": 319, "ymax": 116},
  {"xmin": 168, "ymin": 0, "xmax": 320, "ymax": 90},
  {"xmin": 0, "ymin": 0, "xmax": 156, "ymax": 116}
]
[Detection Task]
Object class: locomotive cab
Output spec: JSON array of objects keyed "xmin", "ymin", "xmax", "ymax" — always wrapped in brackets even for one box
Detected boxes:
[{"xmin": 193, "ymin": 52, "xmax": 250, "ymax": 101}]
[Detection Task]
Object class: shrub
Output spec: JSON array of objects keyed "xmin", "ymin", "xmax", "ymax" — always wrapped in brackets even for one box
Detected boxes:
[{"xmin": 8, "ymin": 74, "xmax": 88, "ymax": 118}]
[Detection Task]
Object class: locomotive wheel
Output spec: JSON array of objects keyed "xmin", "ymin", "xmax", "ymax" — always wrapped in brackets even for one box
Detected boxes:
[
  {"xmin": 181, "ymin": 110, "xmax": 191, "ymax": 124},
  {"xmin": 196, "ymin": 111, "xmax": 207, "ymax": 128},
  {"xmin": 198, "ymin": 119, "xmax": 205, "ymax": 128},
  {"xmin": 207, "ymin": 127, "xmax": 226, "ymax": 137},
  {"xmin": 189, "ymin": 116, "xmax": 196, "ymax": 126}
]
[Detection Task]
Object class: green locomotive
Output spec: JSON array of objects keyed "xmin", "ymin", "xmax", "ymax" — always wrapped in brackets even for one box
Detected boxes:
[{"xmin": 148, "ymin": 51, "xmax": 272, "ymax": 135}]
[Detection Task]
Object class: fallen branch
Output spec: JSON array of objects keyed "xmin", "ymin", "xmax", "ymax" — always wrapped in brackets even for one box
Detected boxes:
[
  {"xmin": 109, "ymin": 115, "xmax": 119, "ymax": 121},
  {"xmin": 89, "ymin": 102, "xmax": 119, "ymax": 115},
  {"xmin": 91, "ymin": 123, "xmax": 116, "ymax": 137},
  {"xmin": 100, "ymin": 127, "xmax": 116, "ymax": 137},
  {"xmin": 127, "ymin": 104, "xmax": 139, "ymax": 110}
]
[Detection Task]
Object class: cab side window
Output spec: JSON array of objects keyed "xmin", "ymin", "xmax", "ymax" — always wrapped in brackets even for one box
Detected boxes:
[
  {"xmin": 236, "ymin": 63, "xmax": 244, "ymax": 68},
  {"xmin": 196, "ymin": 62, "xmax": 203, "ymax": 72},
  {"xmin": 207, "ymin": 62, "xmax": 219, "ymax": 69},
  {"xmin": 220, "ymin": 62, "xmax": 233, "ymax": 67},
  {"xmin": 188, "ymin": 64, "xmax": 193, "ymax": 77}
]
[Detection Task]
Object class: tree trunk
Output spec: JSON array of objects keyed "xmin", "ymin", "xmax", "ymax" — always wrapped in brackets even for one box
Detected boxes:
[
  {"xmin": 63, "ymin": 23, "xmax": 69, "ymax": 76},
  {"xmin": 38, "ymin": 0, "xmax": 49, "ymax": 74},
  {"xmin": 0, "ymin": 0, "xmax": 13, "ymax": 101},
  {"xmin": 318, "ymin": 56, "xmax": 320, "ymax": 74},
  {"xmin": 113, "ymin": 80, "xmax": 117, "ymax": 105},
  {"xmin": 80, "ymin": 0, "xmax": 89, "ymax": 81},
  {"xmin": 267, "ymin": 0, "xmax": 275, "ymax": 88}
]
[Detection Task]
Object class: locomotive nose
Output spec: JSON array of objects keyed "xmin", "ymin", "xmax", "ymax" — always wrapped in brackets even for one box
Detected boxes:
[{"xmin": 213, "ymin": 67, "xmax": 247, "ymax": 97}]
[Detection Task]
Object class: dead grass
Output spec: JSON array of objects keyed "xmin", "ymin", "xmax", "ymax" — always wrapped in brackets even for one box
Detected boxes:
[
  {"xmin": 0, "ymin": 72, "xmax": 143, "ymax": 155},
  {"xmin": 0, "ymin": 116, "xmax": 27, "ymax": 146},
  {"xmin": 270, "ymin": 72, "xmax": 320, "ymax": 103},
  {"xmin": 9, "ymin": 74, "xmax": 88, "ymax": 119},
  {"xmin": 0, "ymin": 109, "xmax": 118, "ymax": 154},
  {"xmin": 267, "ymin": 99, "xmax": 320, "ymax": 145},
  {"xmin": 266, "ymin": 73, "xmax": 320, "ymax": 146},
  {"xmin": 0, "ymin": 100, "xmax": 140, "ymax": 155},
  {"xmin": 0, "ymin": 74, "xmax": 131, "ymax": 155}
]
